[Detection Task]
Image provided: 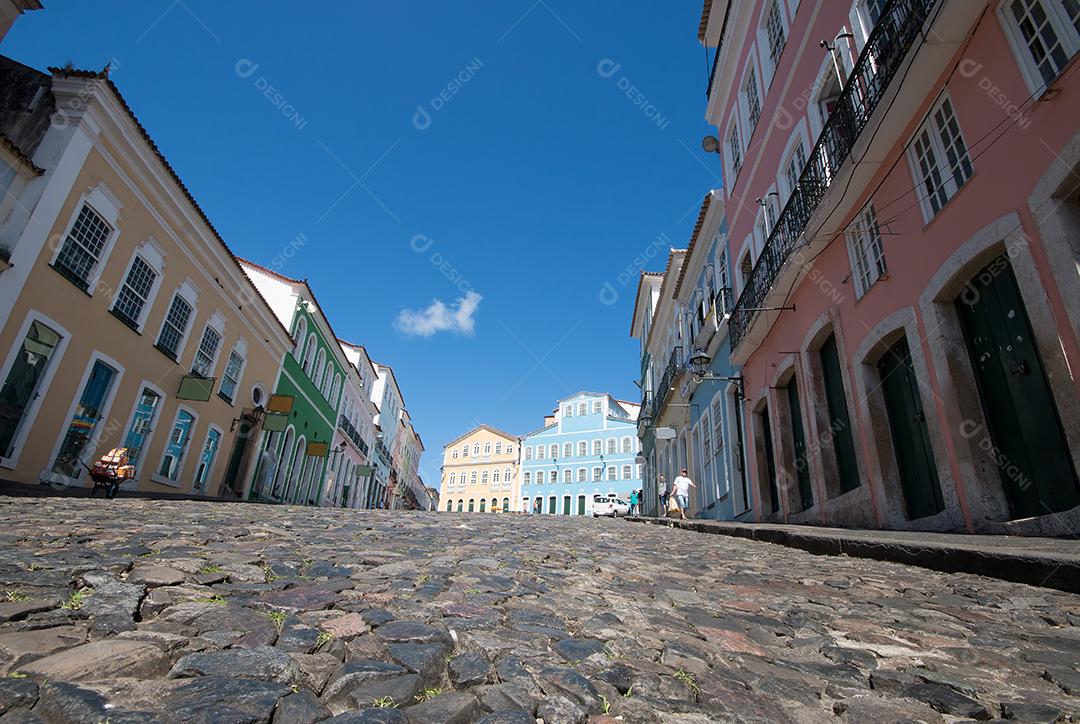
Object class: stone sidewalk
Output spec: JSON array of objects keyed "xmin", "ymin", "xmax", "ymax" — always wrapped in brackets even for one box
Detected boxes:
[
  {"xmin": 0, "ymin": 496, "xmax": 1078, "ymax": 722},
  {"xmin": 629, "ymin": 516, "xmax": 1080, "ymax": 594}
]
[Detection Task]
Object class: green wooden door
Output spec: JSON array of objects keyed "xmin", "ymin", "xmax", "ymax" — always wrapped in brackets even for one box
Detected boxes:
[
  {"xmin": 878, "ymin": 338, "xmax": 944, "ymax": 519},
  {"xmin": 577, "ymin": 495, "xmax": 586, "ymax": 515},
  {"xmin": 820, "ymin": 334, "xmax": 861, "ymax": 493},
  {"xmin": 760, "ymin": 405, "xmax": 780, "ymax": 513},
  {"xmin": 785, "ymin": 379, "xmax": 813, "ymax": 511},
  {"xmin": 957, "ymin": 256, "xmax": 1079, "ymax": 517},
  {"xmin": 562, "ymin": 496, "xmax": 571, "ymax": 515}
]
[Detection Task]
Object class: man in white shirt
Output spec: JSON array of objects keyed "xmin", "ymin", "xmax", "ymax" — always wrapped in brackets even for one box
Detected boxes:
[{"xmin": 672, "ymin": 469, "xmax": 695, "ymax": 520}]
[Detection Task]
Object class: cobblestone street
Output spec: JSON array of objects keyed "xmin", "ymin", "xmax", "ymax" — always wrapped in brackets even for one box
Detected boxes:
[{"xmin": 0, "ymin": 497, "xmax": 1078, "ymax": 723}]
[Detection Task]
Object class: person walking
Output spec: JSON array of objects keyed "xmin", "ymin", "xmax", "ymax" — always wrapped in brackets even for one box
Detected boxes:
[
  {"xmin": 629, "ymin": 489, "xmax": 639, "ymax": 516},
  {"xmin": 672, "ymin": 469, "xmax": 695, "ymax": 520},
  {"xmin": 658, "ymin": 474, "xmax": 670, "ymax": 516}
]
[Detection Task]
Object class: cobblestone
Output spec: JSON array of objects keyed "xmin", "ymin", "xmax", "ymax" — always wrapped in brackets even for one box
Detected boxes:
[{"xmin": 0, "ymin": 496, "xmax": 1077, "ymax": 722}]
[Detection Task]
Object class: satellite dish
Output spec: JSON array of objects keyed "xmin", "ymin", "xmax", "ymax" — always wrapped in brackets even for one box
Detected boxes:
[{"xmin": 701, "ymin": 135, "xmax": 720, "ymax": 153}]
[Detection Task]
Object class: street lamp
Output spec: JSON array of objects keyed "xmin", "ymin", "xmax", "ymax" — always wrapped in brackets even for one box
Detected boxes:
[{"xmin": 688, "ymin": 349, "xmax": 744, "ymax": 398}]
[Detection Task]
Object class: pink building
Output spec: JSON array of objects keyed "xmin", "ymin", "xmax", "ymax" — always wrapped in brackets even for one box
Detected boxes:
[{"xmin": 701, "ymin": 0, "xmax": 1080, "ymax": 534}]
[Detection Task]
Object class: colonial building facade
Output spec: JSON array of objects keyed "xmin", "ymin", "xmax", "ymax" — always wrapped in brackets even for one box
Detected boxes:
[
  {"xmin": 679, "ymin": 0, "xmax": 1080, "ymax": 533},
  {"xmin": 521, "ymin": 392, "xmax": 641, "ymax": 516},
  {"xmin": 439, "ymin": 424, "xmax": 517, "ymax": 513},
  {"xmin": 0, "ymin": 61, "xmax": 291, "ymax": 498},
  {"xmin": 0, "ymin": 56, "xmax": 424, "ymax": 505}
]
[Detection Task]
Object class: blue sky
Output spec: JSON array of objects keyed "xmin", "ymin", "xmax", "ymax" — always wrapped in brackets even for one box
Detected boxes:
[{"xmin": 5, "ymin": 1, "xmax": 719, "ymax": 483}]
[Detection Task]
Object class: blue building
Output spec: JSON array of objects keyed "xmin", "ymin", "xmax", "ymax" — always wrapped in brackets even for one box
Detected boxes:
[
  {"xmin": 632, "ymin": 191, "xmax": 749, "ymax": 521},
  {"xmin": 520, "ymin": 392, "xmax": 642, "ymax": 516}
]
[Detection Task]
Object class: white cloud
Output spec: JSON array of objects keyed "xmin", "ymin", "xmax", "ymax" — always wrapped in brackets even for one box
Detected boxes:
[{"xmin": 395, "ymin": 291, "xmax": 482, "ymax": 337}]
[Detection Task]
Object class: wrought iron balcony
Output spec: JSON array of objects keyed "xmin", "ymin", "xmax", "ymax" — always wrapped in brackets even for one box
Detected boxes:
[
  {"xmin": 728, "ymin": 0, "xmax": 932, "ymax": 350},
  {"xmin": 715, "ymin": 287, "xmax": 733, "ymax": 318},
  {"xmin": 651, "ymin": 346, "xmax": 682, "ymax": 422}
]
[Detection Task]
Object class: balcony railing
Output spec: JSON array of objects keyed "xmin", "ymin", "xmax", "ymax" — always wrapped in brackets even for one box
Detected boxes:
[
  {"xmin": 715, "ymin": 286, "xmax": 733, "ymax": 318},
  {"xmin": 651, "ymin": 346, "xmax": 682, "ymax": 422},
  {"xmin": 728, "ymin": 0, "xmax": 932, "ymax": 350}
]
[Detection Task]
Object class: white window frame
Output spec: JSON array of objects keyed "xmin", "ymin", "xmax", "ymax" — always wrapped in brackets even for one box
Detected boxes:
[
  {"xmin": 998, "ymin": 0, "xmax": 1080, "ymax": 95},
  {"xmin": 151, "ymin": 405, "xmax": 199, "ymax": 488},
  {"xmin": 190, "ymin": 311, "xmax": 226, "ymax": 378},
  {"xmin": 725, "ymin": 111, "xmax": 744, "ymax": 190},
  {"xmin": 154, "ymin": 278, "xmax": 199, "ymax": 362},
  {"xmin": 41, "ymin": 351, "xmax": 125, "ymax": 486},
  {"xmin": 740, "ymin": 55, "xmax": 764, "ymax": 139},
  {"xmin": 0, "ymin": 311, "xmax": 70, "ymax": 469},
  {"xmin": 193, "ymin": 423, "xmax": 224, "ymax": 493},
  {"xmin": 757, "ymin": 0, "xmax": 790, "ymax": 87},
  {"xmin": 778, "ymin": 122, "xmax": 811, "ymax": 204},
  {"xmin": 48, "ymin": 184, "xmax": 123, "ymax": 294},
  {"xmin": 108, "ymin": 238, "xmax": 165, "ymax": 333},
  {"xmin": 905, "ymin": 92, "xmax": 974, "ymax": 223},
  {"xmin": 845, "ymin": 201, "xmax": 888, "ymax": 297},
  {"xmin": 292, "ymin": 317, "xmax": 307, "ymax": 359}
]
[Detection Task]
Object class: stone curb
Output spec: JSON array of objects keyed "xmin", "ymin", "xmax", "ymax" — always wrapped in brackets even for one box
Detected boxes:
[{"xmin": 627, "ymin": 516, "xmax": 1080, "ymax": 594}]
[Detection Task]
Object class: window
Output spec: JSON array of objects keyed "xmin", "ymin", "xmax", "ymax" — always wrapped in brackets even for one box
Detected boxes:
[
  {"xmin": 592, "ymin": 401, "xmax": 602, "ymax": 414},
  {"xmin": 504, "ymin": 468, "xmax": 511, "ymax": 484},
  {"xmin": 1003, "ymin": 0, "xmax": 1080, "ymax": 89},
  {"xmin": 122, "ymin": 387, "xmax": 161, "ymax": 467},
  {"xmin": 506, "ymin": 445, "xmax": 513, "ymax": 456},
  {"xmin": 313, "ymin": 349, "xmax": 326, "ymax": 386},
  {"xmin": 910, "ymin": 95, "xmax": 973, "ymax": 218},
  {"xmin": 549, "ymin": 444, "xmax": 559, "ymax": 459},
  {"xmin": 702, "ymin": 409, "xmax": 713, "ymax": 460},
  {"xmin": 563, "ymin": 469, "xmax": 572, "ymax": 483},
  {"xmin": 493, "ymin": 469, "xmax": 501, "ymax": 483},
  {"xmin": 495, "ymin": 442, "xmax": 502, "ymax": 454},
  {"xmin": 502, "ymin": 498, "xmax": 509, "ymax": 512},
  {"xmin": 783, "ymin": 139, "xmax": 807, "ymax": 201},
  {"xmin": 549, "ymin": 470, "xmax": 558, "ymax": 484},
  {"xmin": 302, "ymin": 334, "xmax": 317, "ymax": 373},
  {"xmin": 537, "ymin": 445, "xmax": 546, "ymax": 459},
  {"xmin": 470, "ymin": 471, "xmax": 477, "ymax": 483},
  {"xmin": 744, "ymin": 65, "xmax": 762, "ymax": 131},
  {"xmin": 155, "ymin": 293, "xmax": 193, "ymax": 360},
  {"xmin": 564, "ymin": 442, "xmax": 573, "ymax": 458},
  {"xmin": 607, "ymin": 439, "xmax": 616, "ymax": 454},
  {"xmin": 191, "ymin": 326, "xmax": 222, "ymax": 377},
  {"xmin": 564, "ymin": 405, "xmax": 573, "ymax": 417},
  {"xmin": 218, "ymin": 350, "xmax": 244, "ymax": 403},
  {"xmin": 457, "ymin": 500, "xmax": 464, "ymax": 512},
  {"xmin": 622, "ymin": 465, "xmax": 632, "ymax": 479},
  {"xmin": 53, "ymin": 204, "xmax": 112, "ymax": 289},
  {"xmin": 157, "ymin": 408, "xmax": 196, "ymax": 482},
  {"xmin": 577, "ymin": 468, "xmax": 586, "ymax": 482},
  {"xmin": 592, "ymin": 440, "xmax": 602, "ymax": 455},
  {"xmin": 468, "ymin": 499, "xmax": 475, "ymax": 512},
  {"xmin": 607, "ymin": 466, "xmax": 617, "ymax": 480},
  {"xmin": 524, "ymin": 446, "xmax": 533, "ymax": 460},
  {"xmin": 846, "ymin": 202, "xmax": 888, "ymax": 296},
  {"xmin": 712, "ymin": 395, "xmax": 725, "ymax": 454},
  {"xmin": 446, "ymin": 500, "xmax": 453, "ymax": 512},
  {"xmin": 462, "ymin": 444, "xmax": 470, "ymax": 457},
  {"xmin": 621, "ymin": 437, "xmax": 632, "ymax": 453},
  {"xmin": 449, "ymin": 472, "xmax": 456, "ymax": 485},
  {"xmin": 484, "ymin": 442, "xmax": 491, "ymax": 455},
  {"xmin": 481, "ymin": 470, "xmax": 489, "ymax": 484},
  {"xmin": 523, "ymin": 472, "xmax": 531, "ymax": 485},
  {"xmin": 112, "ymin": 256, "xmax": 156, "ymax": 329},
  {"xmin": 292, "ymin": 318, "xmax": 307, "ymax": 359},
  {"xmin": 452, "ymin": 450, "xmax": 459, "ymax": 459},
  {"xmin": 579, "ymin": 402, "xmax": 588, "ymax": 415},
  {"xmin": 194, "ymin": 427, "xmax": 222, "ymax": 492},
  {"xmin": 764, "ymin": 0, "xmax": 787, "ymax": 70},
  {"xmin": 578, "ymin": 441, "xmax": 587, "ymax": 456},
  {"xmin": 727, "ymin": 122, "xmax": 743, "ymax": 180},
  {"xmin": 592, "ymin": 467, "xmax": 602, "ymax": 481},
  {"xmin": 536, "ymin": 470, "xmax": 545, "ymax": 485}
]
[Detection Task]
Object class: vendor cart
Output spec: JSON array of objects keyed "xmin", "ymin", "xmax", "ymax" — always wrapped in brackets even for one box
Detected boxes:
[{"xmin": 87, "ymin": 448, "xmax": 135, "ymax": 498}]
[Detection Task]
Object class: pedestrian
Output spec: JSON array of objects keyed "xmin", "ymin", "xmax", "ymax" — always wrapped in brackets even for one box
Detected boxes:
[
  {"xmin": 658, "ymin": 474, "xmax": 669, "ymax": 515},
  {"xmin": 629, "ymin": 489, "xmax": 639, "ymax": 516},
  {"xmin": 672, "ymin": 468, "xmax": 695, "ymax": 520}
]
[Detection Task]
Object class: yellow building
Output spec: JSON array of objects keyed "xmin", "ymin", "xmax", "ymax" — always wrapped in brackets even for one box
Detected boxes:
[
  {"xmin": 440, "ymin": 425, "xmax": 518, "ymax": 512},
  {"xmin": 0, "ymin": 61, "xmax": 292, "ymax": 496}
]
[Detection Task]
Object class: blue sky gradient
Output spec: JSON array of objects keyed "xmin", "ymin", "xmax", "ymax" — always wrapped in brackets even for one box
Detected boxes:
[{"xmin": 5, "ymin": 1, "xmax": 719, "ymax": 483}]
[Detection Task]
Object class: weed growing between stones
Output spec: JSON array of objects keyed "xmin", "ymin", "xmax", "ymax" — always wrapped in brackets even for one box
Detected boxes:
[
  {"xmin": 600, "ymin": 694, "xmax": 611, "ymax": 714},
  {"xmin": 623, "ymin": 685, "xmax": 634, "ymax": 699},
  {"xmin": 61, "ymin": 589, "xmax": 90, "ymax": 610},
  {"xmin": 415, "ymin": 687, "xmax": 441, "ymax": 703},
  {"xmin": 374, "ymin": 697, "xmax": 396, "ymax": 708},
  {"xmin": 4, "ymin": 591, "xmax": 29, "ymax": 602},
  {"xmin": 674, "ymin": 670, "xmax": 699, "ymax": 697},
  {"xmin": 262, "ymin": 566, "xmax": 278, "ymax": 583},
  {"xmin": 316, "ymin": 630, "xmax": 333, "ymax": 646},
  {"xmin": 265, "ymin": 610, "xmax": 286, "ymax": 629},
  {"xmin": 7, "ymin": 672, "xmax": 27, "ymax": 678},
  {"xmin": 197, "ymin": 564, "xmax": 222, "ymax": 574}
]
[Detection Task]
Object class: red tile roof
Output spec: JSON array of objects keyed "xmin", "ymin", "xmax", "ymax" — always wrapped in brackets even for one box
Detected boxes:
[{"xmin": 673, "ymin": 193, "xmax": 713, "ymax": 298}]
